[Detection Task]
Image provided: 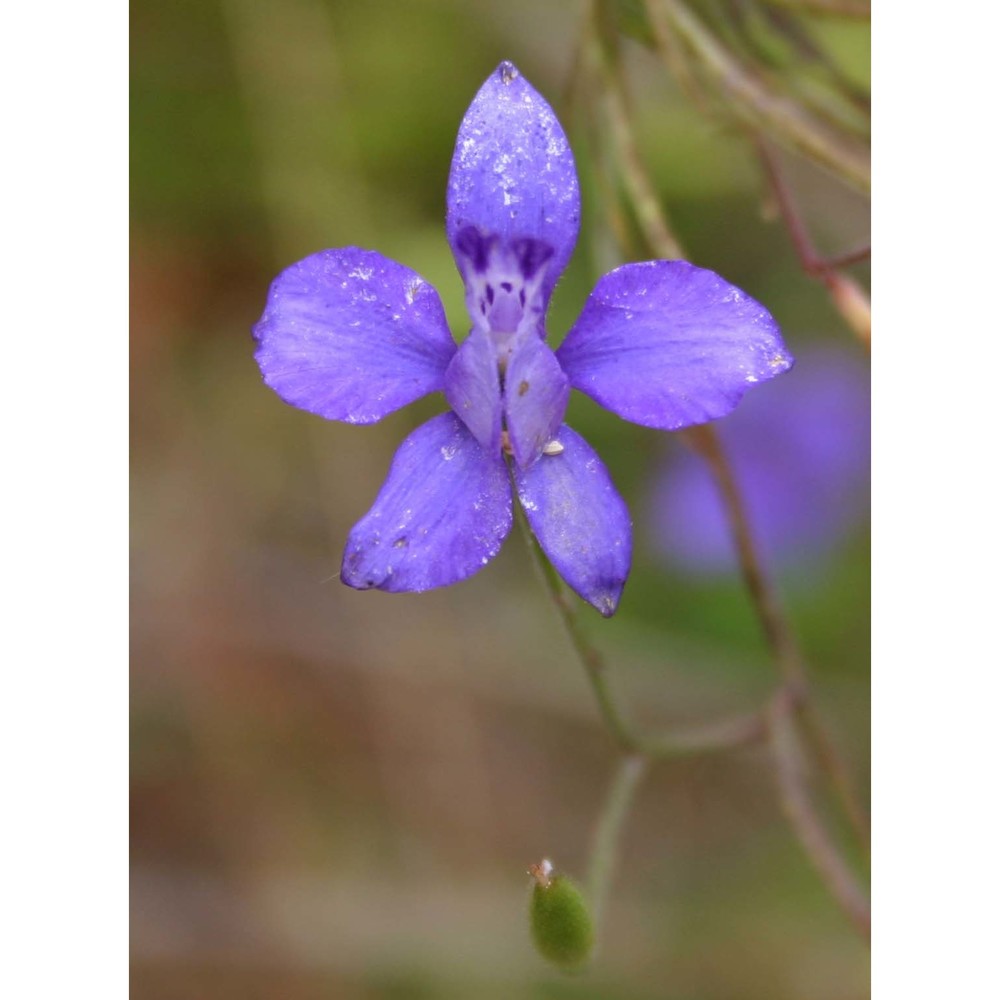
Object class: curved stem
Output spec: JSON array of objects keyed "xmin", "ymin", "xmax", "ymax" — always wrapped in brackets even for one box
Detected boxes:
[
  {"xmin": 756, "ymin": 140, "xmax": 871, "ymax": 347},
  {"xmin": 515, "ymin": 499, "xmax": 636, "ymax": 753},
  {"xmin": 515, "ymin": 500, "xmax": 770, "ymax": 760},
  {"xmin": 586, "ymin": 755, "xmax": 648, "ymax": 932},
  {"xmin": 684, "ymin": 424, "xmax": 871, "ymax": 854},
  {"xmin": 768, "ymin": 695, "xmax": 871, "ymax": 938},
  {"xmin": 584, "ymin": 8, "xmax": 870, "ymax": 925}
]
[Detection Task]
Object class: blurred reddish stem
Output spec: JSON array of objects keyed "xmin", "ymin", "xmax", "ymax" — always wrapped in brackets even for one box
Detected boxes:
[
  {"xmin": 756, "ymin": 140, "xmax": 871, "ymax": 346},
  {"xmin": 768, "ymin": 693, "xmax": 872, "ymax": 940},
  {"xmin": 565, "ymin": 3, "xmax": 872, "ymax": 940},
  {"xmin": 685, "ymin": 423, "xmax": 871, "ymax": 858},
  {"xmin": 644, "ymin": 0, "xmax": 871, "ymax": 192}
]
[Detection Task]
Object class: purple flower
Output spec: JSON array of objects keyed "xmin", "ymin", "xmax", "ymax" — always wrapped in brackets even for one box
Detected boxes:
[
  {"xmin": 253, "ymin": 61, "xmax": 792, "ymax": 616},
  {"xmin": 651, "ymin": 347, "xmax": 870, "ymax": 577}
]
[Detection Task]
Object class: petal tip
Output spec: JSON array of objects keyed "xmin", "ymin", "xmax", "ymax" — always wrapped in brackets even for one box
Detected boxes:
[
  {"xmin": 591, "ymin": 589, "xmax": 623, "ymax": 618},
  {"xmin": 340, "ymin": 548, "xmax": 386, "ymax": 592}
]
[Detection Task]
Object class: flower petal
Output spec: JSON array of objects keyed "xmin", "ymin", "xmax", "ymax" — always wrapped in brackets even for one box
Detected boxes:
[
  {"xmin": 443, "ymin": 327, "xmax": 502, "ymax": 455},
  {"xmin": 446, "ymin": 61, "xmax": 580, "ymax": 309},
  {"xmin": 504, "ymin": 335, "xmax": 570, "ymax": 470},
  {"xmin": 254, "ymin": 248, "xmax": 456, "ymax": 423},
  {"xmin": 514, "ymin": 425, "xmax": 631, "ymax": 616},
  {"xmin": 557, "ymin": 260, "xmax": 793, "ymax": 429},
  {"xmin": 341, "ymin": 413, "xmax": 513, "ymax": 593}
]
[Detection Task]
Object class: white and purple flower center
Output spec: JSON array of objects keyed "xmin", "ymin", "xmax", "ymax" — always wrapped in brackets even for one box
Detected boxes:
[{"xmin": 455, "ymin": 226, "xmax": 553, "ymax": 361}]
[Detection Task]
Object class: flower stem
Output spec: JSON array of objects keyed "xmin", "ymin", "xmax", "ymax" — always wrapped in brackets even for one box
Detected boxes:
[
  {"xmin": 586, "ymin": 754, "xmax": 648, "ymax": 933},
  {"xmin": 684, "ymin": 424, "xmax": 871, "ymax": 857},
  {"xmin": 514, "ymin": 497, "xmax": 770, "ymax": 760},
  {"xmin": 582, "ymin": 6, "xmax": 869, "ymax": 936},
  {"xmin": 513, "ymin": 498, "xmax": 636, "ymax": 753},
  {"xmin": 756, "ymin": 140, "xmax": 871, "ymax": 347},
  {"xmin": 768, "ymin": 694, "xmax": 872, "ymax": 938}
]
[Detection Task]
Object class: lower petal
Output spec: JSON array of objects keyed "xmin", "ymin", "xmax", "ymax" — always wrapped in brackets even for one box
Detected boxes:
[
  {"xmin": 443, "ymin": 327, "xmax": 503, "ymax": 455},
  {"xmin": 514, "ymin": 425, "xmax": 631, "ymax": 616},
  {"xmin": 341, "ymin": 413, "xmax": 513, "ymax": 593}
]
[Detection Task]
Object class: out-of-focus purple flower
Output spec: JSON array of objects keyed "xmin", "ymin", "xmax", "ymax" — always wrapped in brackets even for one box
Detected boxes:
[
  {"xmin": 651, "ymin": 347, "xmax": 870, "ymax": 576},
  {"xmin": 253, "ymin": 61, "xmax": 793, "ymax": 615}
]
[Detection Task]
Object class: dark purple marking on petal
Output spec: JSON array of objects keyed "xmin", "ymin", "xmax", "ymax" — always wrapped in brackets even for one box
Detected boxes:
[
  {"xmin": 557, "ymin": 260, "xmax": 793, "ymax": 430},
  {"xmin": 514, "ymin": 425, "xmax": 632, "ymax": 616},
  {"xmin": 454, "ymin": 228, "xmax": 553, "ymax": 343},
  {"xmin": 447, "ymin": 62, "xmax": 580, "ymax": 310},
  {"xmin": 341, "ymin": 413, "xmax": 513, "ymax": 593},
  {"xmin": 443, "ymin": 327, "xmax": 502, "ymax": 454},
  {"xmin": 503, "ymin": 335, "xmax": 570, "ymax": 470},
  {"xmin": 254, "ymin": 248, "xmax": 456, "ymax": 423}
]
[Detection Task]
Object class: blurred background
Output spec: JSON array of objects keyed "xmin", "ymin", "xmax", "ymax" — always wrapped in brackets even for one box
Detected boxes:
[{"xmin": 131, "ymin": 0, "xmax": 870, "ymax": 996}]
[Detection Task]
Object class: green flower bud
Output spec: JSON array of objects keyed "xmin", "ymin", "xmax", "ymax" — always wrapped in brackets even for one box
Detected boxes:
[{"xmin": 528, "ymin": 859, "xmax": 594, "ymax": 970}]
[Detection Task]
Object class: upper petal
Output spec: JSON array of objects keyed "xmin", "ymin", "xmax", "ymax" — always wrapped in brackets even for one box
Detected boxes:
[
  {"xmin": 503, "ymin": 334, "xmax": 570, "ymax": 470},
  {"xmin": 514, "ymin": 425, "xmax": 632, "ymax": 617},
  {"xmin": 446, "ymin": 61, "xmax": 580, "ymax": 310},
  {"xmin": 341, "ymin": 413, "xmax": 513, "ymax": 593},
  {"xmin": 254, "ymin": 248, "xmax": 456, "ymax": 423},
  {"xmin": 557, "ymin": 260, "xmax": 793, "ymax": 429}
]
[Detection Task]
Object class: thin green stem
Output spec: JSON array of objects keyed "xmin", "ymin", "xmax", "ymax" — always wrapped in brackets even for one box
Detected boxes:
[
  {"xmin": 514, "ymin": 498, "xmax": 636, "ymax": 754},
  {"xmin": 515, "ymin": 497, "xmax": 770, "ymax": 760},
  {"xmin": 586, "ymin": 755, "xmax": 648, "ymax": 932}
]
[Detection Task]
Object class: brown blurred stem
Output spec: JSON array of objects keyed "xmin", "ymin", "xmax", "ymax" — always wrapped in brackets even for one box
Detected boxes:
[
  {"xmin": 684, "ymin": 424, "xmax": 871, "ymax": 858},
  {"xmin": 592, "ymin": 14, "xmax": 868, "ymax": 854},
  {"xmin": 757, "ymin": 140, "xmax": 871, "ymax": 345},
  {"xmin": 768, "ymin": 694, "xmax": 872, "ymax": 939},
  {"xmin": 584, "ymin": 4, "xmax": 870, "ymax": 934}
]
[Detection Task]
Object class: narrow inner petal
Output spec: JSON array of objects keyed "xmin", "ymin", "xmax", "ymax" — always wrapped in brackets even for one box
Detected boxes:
[
  {"xmin": 443, "ymin": 326, "xmax": 503, "ymax": 454},
  {"xmin": 503, "ymin": 335, "xmax": 570, "ymax": 470}
]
